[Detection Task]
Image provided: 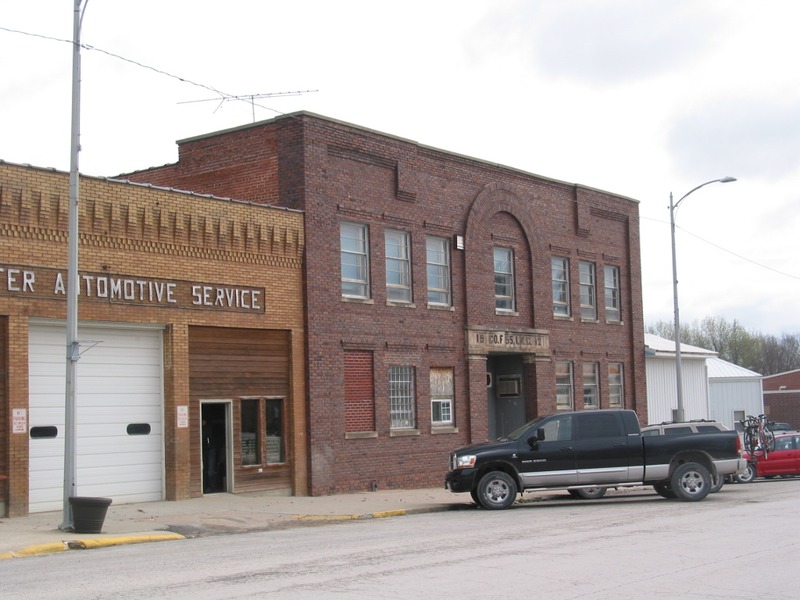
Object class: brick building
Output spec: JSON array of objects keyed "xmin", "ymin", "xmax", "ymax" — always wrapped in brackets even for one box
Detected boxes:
[
  {"xmin": 0, "ymin": 161, "xmax": 306, "ymax": 516},
  {"xmin": 762, "ymin": 369, "xmax": 800, "ymax": 429},
  {"xmin": 125, "ymin": 112, "xmax": 647, "ymax": 495}
]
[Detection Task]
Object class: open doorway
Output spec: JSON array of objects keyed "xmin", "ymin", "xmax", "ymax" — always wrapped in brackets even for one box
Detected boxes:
[{"xmin": 201, "ymin": 402, "xmax": 231, "ymax": 494}]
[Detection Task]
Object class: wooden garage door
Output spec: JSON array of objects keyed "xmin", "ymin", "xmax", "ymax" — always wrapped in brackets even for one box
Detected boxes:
[{"xmin": 28, "ymin": 322, "xmax": 164, "ymax": 513}]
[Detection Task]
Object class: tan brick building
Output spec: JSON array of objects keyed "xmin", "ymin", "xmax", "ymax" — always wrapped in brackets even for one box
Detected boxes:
[
  {"xmin": 125, "ymin": 112, "xmax": 648, "ymax": 496},
  {"xmin": 0, "ymin": 161, "xmax": 306, "ymax": 516}
]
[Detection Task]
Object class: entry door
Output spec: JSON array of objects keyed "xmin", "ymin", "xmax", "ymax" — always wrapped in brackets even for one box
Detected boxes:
[
  {"xmin": 201, "ymin": 402, "xmax": 231, "ymax": 494},
  {"xmin": 488, "ymin": 355, "xmax": 526, "ymax": 439}
]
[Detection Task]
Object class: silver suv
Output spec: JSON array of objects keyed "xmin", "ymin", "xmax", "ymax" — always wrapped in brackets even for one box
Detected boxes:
[{"xmin": 641, "ymin": 420, "xmax": 729, "ymax": 436}]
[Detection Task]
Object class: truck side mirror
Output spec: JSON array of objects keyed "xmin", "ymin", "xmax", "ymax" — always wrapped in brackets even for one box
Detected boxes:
[{"xmin": 527, "ymin": 428, "xmax": 546, "ymax": 449}]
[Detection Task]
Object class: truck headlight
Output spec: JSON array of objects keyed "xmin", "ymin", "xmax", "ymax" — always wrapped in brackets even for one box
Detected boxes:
[{"xmin": 455, "ymin": 454, "xmax": 476, "ymax": 469}]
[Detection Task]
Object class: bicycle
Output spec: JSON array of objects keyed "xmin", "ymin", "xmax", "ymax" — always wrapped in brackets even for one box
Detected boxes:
[{"xmin": 740, "ymin": 414, "xmax": 775, "ymax": 458}]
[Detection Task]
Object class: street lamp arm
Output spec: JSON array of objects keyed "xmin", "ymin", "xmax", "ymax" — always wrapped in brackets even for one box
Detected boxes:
[{"xmin": 674, "ymin": 176, "xmax": 737, "ymax": 210}]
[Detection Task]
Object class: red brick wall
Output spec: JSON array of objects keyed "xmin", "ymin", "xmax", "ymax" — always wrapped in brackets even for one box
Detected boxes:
[
  {"xmin": 764, "ymin": 393, "xmax": 800, "ymax": 429},
  {"xmin": 763, "ymin": 371, "xmax": 800, "ymax": 429},
  {"xmin": 126, "ymin": 112, "xmax": 647, "ymax": 495}
]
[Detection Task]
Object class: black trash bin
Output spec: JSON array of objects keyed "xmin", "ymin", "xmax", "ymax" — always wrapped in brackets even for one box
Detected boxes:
[{"xmin": 69, "ymin": 496, "xmax": 112, "ymax": 533}]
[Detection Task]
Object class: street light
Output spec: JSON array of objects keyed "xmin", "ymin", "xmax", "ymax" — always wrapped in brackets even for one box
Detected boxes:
[{"xmin": 670, "ymin": 176, "xmax": 736, "ymax": 423}]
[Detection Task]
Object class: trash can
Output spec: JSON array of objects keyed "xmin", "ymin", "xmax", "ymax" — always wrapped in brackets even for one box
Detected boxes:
[{"xmin": 69, "ymin": 496, "xmax": 112, "ymax": 533}]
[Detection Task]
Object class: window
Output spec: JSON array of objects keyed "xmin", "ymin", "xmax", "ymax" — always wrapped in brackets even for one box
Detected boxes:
[
  {"xmin": 552, "ymin": 257, "xmax": 570, "ymax": 317},
  {"xmin": 266, "ymin": 398, "xmax": 285, "ymax": 463},
  {"xmin": 576, "ymin": 412, "xmax": 622, "ymax": 439},
  {"xmin": 540, "ymin": 414, "xmax": 573, "ymax": 442},
  {"xmin": 241, "ymin": 399, "xmax": 260, "ymax": 466},
  {"xmin": 240, "ymin": 396, "xmax": 286, "ymax": 466},
  {"xmin": 494, "ymin": 247, "xmax": 515, "ymax": 311},
  {"xmin": 385, "ymin": 229, "xmax": 411, "ymax": 302},
  {"xmin": 604, "ymin": 265, "xmax": 621, "ymax": 322},
  {"xmin": 583, "ymin": 362, "xmax": 599, "ymax": 409},
  {"xmin": 608, "ymin": 362, "xmax": 624, "ymax": 408},
  {"xmin": 389, "ymin": 366, "xmax": 416, "ymax": 429},
  {"xmin": 556, "ymin": 361, "xmax": 574, "ymax": 409},
  {"xmin": 579, "ymin": 260, "xmax": 596, "ymax": 320},
  {"xmin": 426, "ymin": 236, "xmax": 451, "ymax": 306},
  {"xmin": 430, "ymin": 367, "xmax": 454, "ymax": 426},
  {"xmin": 341, "ymin": 222, "xmax": 370, "ymax": 298},
  {"xmin": 733, "ymin": 410, "xmax": 746, "ymax": 432}
]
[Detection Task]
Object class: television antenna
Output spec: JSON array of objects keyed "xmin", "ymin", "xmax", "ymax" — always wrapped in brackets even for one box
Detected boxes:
[{"xmin": 179, "ymin": 89, "xmax": 318, "ymax": 122}]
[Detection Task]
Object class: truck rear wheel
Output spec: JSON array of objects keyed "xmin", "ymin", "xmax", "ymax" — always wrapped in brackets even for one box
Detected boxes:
[
  {"xmin": 670, "ymin": 462, "xmax": 711, "ymax": 501},
  {"xmin": 475, "ymin": 471, "xmax": 517, "ymax": 510}
]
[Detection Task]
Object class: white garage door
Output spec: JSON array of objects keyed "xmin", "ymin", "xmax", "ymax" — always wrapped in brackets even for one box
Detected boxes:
[{"xmin": 28, "ymin": 322, "xmax": 164, "ymax": 513}]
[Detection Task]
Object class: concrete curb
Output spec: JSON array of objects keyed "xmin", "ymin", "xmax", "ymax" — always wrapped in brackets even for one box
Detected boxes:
[
  {"xmin": 293, "ymin": 508, "xmax": 411, "ymax": 522},
  {"xmin": 0, "ymin": 502, "xmax": 460, "ymax": 560},
  {"xmin": 0, "ymin": 533, "xmax": 185, "ymax": 560}
]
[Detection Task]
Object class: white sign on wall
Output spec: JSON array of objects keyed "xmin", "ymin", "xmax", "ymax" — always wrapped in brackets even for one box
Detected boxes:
[
  {"xmin": 12, "ymin": 408, "xmax": 27, "ymax": 433},
  {"xmin": 177, "ymin": 405, "xmax": 189, "ymax": 429}
]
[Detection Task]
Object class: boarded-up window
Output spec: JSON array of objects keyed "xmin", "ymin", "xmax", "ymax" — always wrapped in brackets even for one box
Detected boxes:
[
  {"xmin": 430, "ymin": 368, "xmax": 454, "ymax": 425},
  {"xmin": 344, "ymin": 350, "xmax": 375, "ymax": 432}
]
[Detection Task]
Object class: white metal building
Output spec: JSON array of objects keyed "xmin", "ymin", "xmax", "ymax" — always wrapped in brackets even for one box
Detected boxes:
[
  {"xmin": 707, "ymin": 357, "xmax": 763, "ymax": 431},
  {"xmin": 644, "ymin": 334, "xmax": 716, "ymax": 424}
]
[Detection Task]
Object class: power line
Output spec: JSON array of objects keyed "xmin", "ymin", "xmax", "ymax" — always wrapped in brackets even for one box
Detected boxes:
[
  {"xmin": 642, "ymin": 214, "xmax": 800, "ymax": 281},
  {"xmin": 0, "ymin": 24, "xmax": 315, "ymax": 118}
]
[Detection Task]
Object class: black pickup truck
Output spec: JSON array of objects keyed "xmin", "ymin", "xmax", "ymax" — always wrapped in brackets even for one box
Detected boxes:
[{"xmin": 445, "ymin": 409, "xmax": 745, "ymax": 509}]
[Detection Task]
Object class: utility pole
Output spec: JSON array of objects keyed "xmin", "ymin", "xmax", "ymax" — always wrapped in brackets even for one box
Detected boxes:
[{"xmin": 61, "ymin": 0, "xmax": 86, "ymax": 531}]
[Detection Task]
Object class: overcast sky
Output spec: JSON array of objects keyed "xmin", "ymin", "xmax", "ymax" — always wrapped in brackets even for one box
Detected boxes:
[{"xmin": 2, "ymin": 0, "xmax": 799, "ymax": 337}]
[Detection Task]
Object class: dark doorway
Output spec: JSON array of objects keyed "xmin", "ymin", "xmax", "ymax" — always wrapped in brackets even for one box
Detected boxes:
[
  {"xmin": 487, "ymin": 355, "xmax": 526, "ymax": 439},
  {"xmin": 201, "ymin": 403, "xmax": 228, "ymax": 494}
]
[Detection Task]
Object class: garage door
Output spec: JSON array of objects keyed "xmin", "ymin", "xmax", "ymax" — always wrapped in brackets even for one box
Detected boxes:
[{"xmin": 28, "ymin": 322, "xmax": 164, "ymax": 513}]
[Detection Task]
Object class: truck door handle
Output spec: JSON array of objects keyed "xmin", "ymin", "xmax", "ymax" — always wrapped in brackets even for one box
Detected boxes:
[{"xmin": 560, "ymin": 447, "xmax": 574, "ymax": 452}]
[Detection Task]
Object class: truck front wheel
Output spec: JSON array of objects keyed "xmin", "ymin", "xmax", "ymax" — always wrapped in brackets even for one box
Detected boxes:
[
  {"xmin": 475, "ymin": 471, "xmax": 517, "ymax": 510},
  {"xmin": 670, "ymin": 462, "xmax": 711, "ymax": 501}
]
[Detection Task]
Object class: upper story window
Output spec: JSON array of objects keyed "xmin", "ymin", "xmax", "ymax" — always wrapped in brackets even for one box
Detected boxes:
[
  {"xmin": 426, "ymin": 236, "xmax": 451, "ymax": 306},
  {"xmin": 604, "ymin": 265, "xmax": 621, "ymax": 322},
  {"xmin": 552, "ymin": 256, "xmax": 570, "ymax": 317},
  {"xmin": 579, "ymin": 260, "xmax": 596, "ymax": 320},
  {"xmin": 340, "ymin": 222, "xmax": 370, "ymax": 299},
  {"xmin": 385, "ymin": 229, "xmax": 412, "ymax": 303},
  {"xmin": 556, "ymin": 361, "xmax": 574, "ymax": 410},
  {"xmin": 494, "ymin": 247, "xmax": 515, "ymax": 312}
]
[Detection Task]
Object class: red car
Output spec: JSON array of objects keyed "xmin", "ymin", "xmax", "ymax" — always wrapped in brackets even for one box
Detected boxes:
[{"xmin": 737, "ymin": 431, "xmax": 800, "ymax": 483}]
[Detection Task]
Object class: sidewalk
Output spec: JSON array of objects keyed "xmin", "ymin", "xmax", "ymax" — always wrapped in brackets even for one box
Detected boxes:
[{"xmin": 0, "ymin": 487, "xmax": 466, "ymax": 559}]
